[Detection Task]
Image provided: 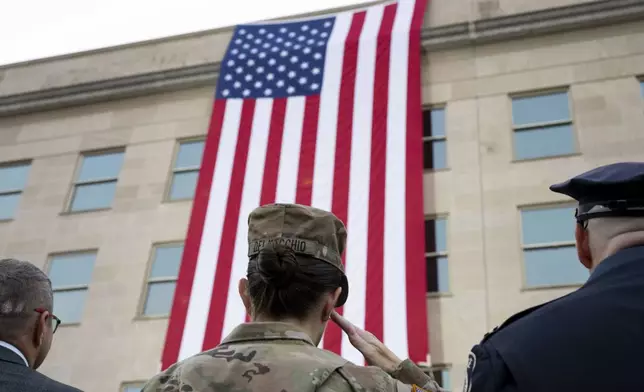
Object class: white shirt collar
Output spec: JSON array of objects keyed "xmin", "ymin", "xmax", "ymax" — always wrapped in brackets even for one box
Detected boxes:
[{"xmin": 0, "ymin": 341, "xmax": 29, "ymax": 367}]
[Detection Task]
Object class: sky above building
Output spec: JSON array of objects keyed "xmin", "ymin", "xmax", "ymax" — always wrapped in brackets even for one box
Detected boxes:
[{"xmin": 0, "ymin": 0, "xmax": 371, "ymax": 66}]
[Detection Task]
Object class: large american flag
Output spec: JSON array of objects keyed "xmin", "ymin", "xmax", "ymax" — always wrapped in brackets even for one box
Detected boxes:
[{"xmin": 161, "ymin": 0, "xmax": 429, "ymax": 368}]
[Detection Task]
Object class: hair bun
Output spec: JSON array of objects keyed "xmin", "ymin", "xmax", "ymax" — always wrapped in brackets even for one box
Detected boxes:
[{"xmin": 257, "ymin": 243, "xmax": 299, "ymax": 288}]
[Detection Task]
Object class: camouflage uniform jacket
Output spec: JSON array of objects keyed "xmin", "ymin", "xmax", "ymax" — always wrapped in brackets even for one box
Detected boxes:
[{"xmin": 143, "ymin": 322, "xmax": 446, "ymax": 392}]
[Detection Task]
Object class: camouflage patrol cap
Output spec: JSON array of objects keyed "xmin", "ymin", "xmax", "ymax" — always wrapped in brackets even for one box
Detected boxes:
[{"xmin": 247, "ymin": 203, "xmax": 349, "ymax": 307}]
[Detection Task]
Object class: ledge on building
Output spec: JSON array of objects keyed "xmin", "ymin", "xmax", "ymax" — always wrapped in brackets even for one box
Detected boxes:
[{"xmin": 1, "ymin": 0, "xmax": 644, "ymax": 117}]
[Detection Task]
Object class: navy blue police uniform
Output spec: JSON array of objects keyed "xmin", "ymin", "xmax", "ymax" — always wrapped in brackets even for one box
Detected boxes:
[{"xmin": 463, "ymin": 162, "xmax": 644, "ymax": 392}]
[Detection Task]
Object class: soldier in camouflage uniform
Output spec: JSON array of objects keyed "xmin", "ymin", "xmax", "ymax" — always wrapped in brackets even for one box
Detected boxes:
[{"xmin": 142, "ymin": 203, "xmax": 446, "ymax": 392}]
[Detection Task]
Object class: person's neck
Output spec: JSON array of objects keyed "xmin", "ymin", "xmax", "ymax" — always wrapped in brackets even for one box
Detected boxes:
[
  {"xmin": 253, "ymin": 315, "xmax": 321, "ymax": 344},
  {"xmin": 593, "ymin": 233, "xmax": 644, "ymax": 270}
]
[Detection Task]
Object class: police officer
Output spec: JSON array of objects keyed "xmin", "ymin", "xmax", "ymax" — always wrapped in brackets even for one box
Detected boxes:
[
  {"xmin": 462, "ymin": 162, "xmax": 644, "ymax": 391},
  {"xmin": 142, "ymin": 203, "xmax": 445, "ymax": 392}
]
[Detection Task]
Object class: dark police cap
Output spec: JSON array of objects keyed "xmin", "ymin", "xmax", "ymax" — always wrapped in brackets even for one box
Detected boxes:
[{"xmin": 550, "ymin": 162, "xmax": 644, "ymax": 222}]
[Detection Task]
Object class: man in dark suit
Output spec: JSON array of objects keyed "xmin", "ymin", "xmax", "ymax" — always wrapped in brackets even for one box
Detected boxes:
[{"xmin": 0, "ymin": 258, "xmax": 82, "ymax": 392}]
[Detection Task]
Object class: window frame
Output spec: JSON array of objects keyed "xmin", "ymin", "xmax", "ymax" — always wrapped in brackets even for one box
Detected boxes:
[
  {"xmin": 137, "ymin": 241, "xmax": 184, "ymax": 319},
  {"xmin": 424, "ymin": 215, "xmax": 450, "ymax": 297},
  {"xmin": 120, "ymin": 381, "xmax": 146, "ymax": 392},
  {"xmin": 46, "ymin": 249, "xmax": 98, "ymax": 326},
  {"xmin": 164, "ymin": 137, "xmax": 206, "ymax": 202},
  {"xmin": 518, "ymin": 203, "xmax": 583, "ymax": 290},
  {"xmin": 422, "ymin": 105, "xmax": 448, "ymax": 171},
  {"xmin": 65, "ymin": 148, "xmax": 126, "ymax": 213},
  {"xmin": 0, "ymin": 160, "xmax": 31, "ymax": 222},
  {"xmin": 509, "ymin": 88, "xmax": 579, "ymax": 162}
]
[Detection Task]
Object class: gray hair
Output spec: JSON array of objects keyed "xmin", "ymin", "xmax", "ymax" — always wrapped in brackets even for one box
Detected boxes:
[{"xmin": 0, "ymin": 258, "xmax": 53, "ymax": 340}]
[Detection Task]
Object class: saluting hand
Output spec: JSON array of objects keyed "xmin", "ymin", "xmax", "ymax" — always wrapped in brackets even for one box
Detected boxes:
[{"xmin": 331, "ymin": 311, "xmax": 403, "ymax": 373}]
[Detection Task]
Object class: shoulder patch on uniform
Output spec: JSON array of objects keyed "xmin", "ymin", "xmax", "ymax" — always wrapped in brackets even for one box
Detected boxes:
[
  {"xmin": 463, "ymin": 351, "xmax": 476, "ymax": 392},
  {"xmin": 412, "ymin": 385, "xmax": 431, "ymax": 392}
]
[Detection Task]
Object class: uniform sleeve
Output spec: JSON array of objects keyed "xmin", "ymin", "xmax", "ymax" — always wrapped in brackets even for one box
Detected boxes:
[
  {"xmin": 463, "ymin": 343, "xmax": 518, "ymax": 392},
  {"xmin": 140, "ymin": 360, "xmax": 201, "ymax": 392},
  {"xmin": 334, "ymin": 360, "xmax": 446, "ymax": 392},
  {"xmin": 390, "ymin": 359, "xmax": 446, "ymax": 392}
]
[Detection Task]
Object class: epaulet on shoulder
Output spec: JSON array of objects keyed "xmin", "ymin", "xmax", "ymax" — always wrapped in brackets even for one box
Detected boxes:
[{"xmin": 481, "ymin": 302, "xmax": 548, "ymax": 343}]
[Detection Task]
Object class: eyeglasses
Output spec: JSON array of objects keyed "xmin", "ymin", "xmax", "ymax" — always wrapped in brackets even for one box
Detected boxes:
[{"xmin": 34, "ymin": 308, "xmax": 61, "ymax": 334}]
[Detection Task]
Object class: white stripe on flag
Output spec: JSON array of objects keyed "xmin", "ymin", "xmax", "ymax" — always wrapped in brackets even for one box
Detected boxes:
[
  {"xmin": 342, "ymin": 4, "xmax": 384, "ymax": 365},
  {"xmin": 311, "ymin": 13, "xmax": 352, "ymax": 212},
  {"xmin": 384, "ymin": 0, "xmax": 414, "ymax": 360},
  {"xmin": 179, "ymin": 99, "xmax": 243, "ymax": 360},
  {"xmin": 221, "ymin": 99, "xmax": 274, "ymax": 340},
  {"xmin": 275, "ymin": 97, "xmax": 306, "ymax": 203}
]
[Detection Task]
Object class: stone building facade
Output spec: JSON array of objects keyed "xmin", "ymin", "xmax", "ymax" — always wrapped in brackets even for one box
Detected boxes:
[{"xmin": 0, "ymin": 0, "xmax": 643, "ymax": 391}]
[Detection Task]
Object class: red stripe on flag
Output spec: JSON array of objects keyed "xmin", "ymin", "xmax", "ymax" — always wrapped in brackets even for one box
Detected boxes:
[
  {"xmin": 295, "ymin": 95, "xmax": 321, "ymax": 205},
  {"xmin": 161, "ymin": 100, "xmax": 227, "ymax": 370},
  {"xmin": 323, "ymin": 10, "xmax": 366, "ymax": 355},
  {"xmin": 202, "ymin": 100, "xmax": 257, "ymax": 350},
  {"xmin": 365, "ymin": 3, "xmax": 397, "ymax": 341},
  {"xmin": 260, "ymin": 98, "xmax": 287, "ymax": 206},
  {"xmin": 405, "ymin": 0, "xmax": 430, "ymax": 363}
]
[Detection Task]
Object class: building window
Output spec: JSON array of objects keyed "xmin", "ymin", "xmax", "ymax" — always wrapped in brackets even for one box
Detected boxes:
[
  {"xmin": 521, "ymin": 205, "xmax": 589, "ymax": 288},
  {"xmin": 48, "ymin": 252, "xmax": 97, "ymax": 324},
  {"xmin": 432, "ymin": 368, "xmax": 451, "ymax": 391},
  {"xmin": 511, "ymin": 91, "xmax": 575, "ymax": 161},
  {"xmin": 640, "ymin": 79, "xmax": 644, "ymax": 98},
  {"xmin": 121, "ymin": 382, "xmax": 145, "ymax": 392},
  {"xmin": 0, "ymin": 161, "xmax": 31, "ymax": 221},
  {"xmin": 422, "ymin": 107, "xmax": 447, "ymax": 170},
  {"xmin": 425, "ymin": 217, "xmax": 448, "ymax": 293},
  {"xmin": 168, "ymin": 140, "xmax": 205, "ymax": 201},
  {"xmin": 141, "ymin": 243, "xmax": 184, "ymax": 317},
  {"xmin": 68, "ymin": 150, "xmax": 125, "ymax": 212}
]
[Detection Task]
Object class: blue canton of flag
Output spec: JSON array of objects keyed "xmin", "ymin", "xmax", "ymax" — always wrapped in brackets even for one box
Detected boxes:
[{"xmin": 216, "ymin": 17, "xmax": 335, "ymax": 99}]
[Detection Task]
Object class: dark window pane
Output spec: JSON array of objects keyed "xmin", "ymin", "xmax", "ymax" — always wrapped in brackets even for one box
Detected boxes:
[
  {"xmin": 422, "ymin": 110, "xmax": 432, "ymax": 138},
  {"xmin": 78, "ymin": 152, "xmax": 124, "ymax": 182},
  {"xmin": 144, "ymin": 282, "xmax": 177, "ymax": 316},
  {"xmin": 0, "ymin": 163, "xmax": 30, "ymax": 192},
  {"xmin": 521, "ymin": 206, "xmax": 575, "ymax": 245},
  {"xmin": 514, "ymin": 124, "xmax": 575, "ymax": 160},
  {"xmin": 512, "ymin": 92, "xmax": 570, "ymax": 125},
  {"xmin": 524, "ymin": 246, "xmax": 589, "ymax": 288},
  {"xmin": 0, "ymin": 193, "xmax": 21, "ymax": 220},
  {"xmin": 49, "ymin": 253, "xmax": 97, "ymax": 288},
  {"xmin": 150, "ymin": 245, "xmax": 184, "ymax": 279},
  {"xmin": 423, "ymin": 108, "xmax": 445, "ymax": 138},
  {"xmin": 170, "ymin": 171, "xmax": 199, "ymax": 200},
  {"xmin": 70, "ymin": 181, "xmax": 117, "ymax": 211},
  {"xmin": 175, "ymin": 141, "xmax": 205, "ymax": 169},
  {"xmin": 53, "ymin": 290, "xmax": 88, "ymax": 323},
  {"xmin": 425, "ymin": 219, "xmax": 447, "ymax": 253},
  {"xmin": 426, "ymin": 256, "xmax": 449, "ymax": 293}
]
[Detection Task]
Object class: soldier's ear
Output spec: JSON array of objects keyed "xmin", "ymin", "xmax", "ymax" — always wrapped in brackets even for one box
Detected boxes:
[
  {"xmin": 321, "ymin": 288, "xmax": 342, "ymax": 321},
  {"xmin": 238, "ymin": 278, "xmax": 252, "ymax": 316}
]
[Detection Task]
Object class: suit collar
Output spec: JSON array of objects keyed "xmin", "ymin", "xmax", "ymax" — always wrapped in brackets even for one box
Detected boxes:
[{"xmin": 0, "ymin": 342, "xmax": 29, "ymax": 367}]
